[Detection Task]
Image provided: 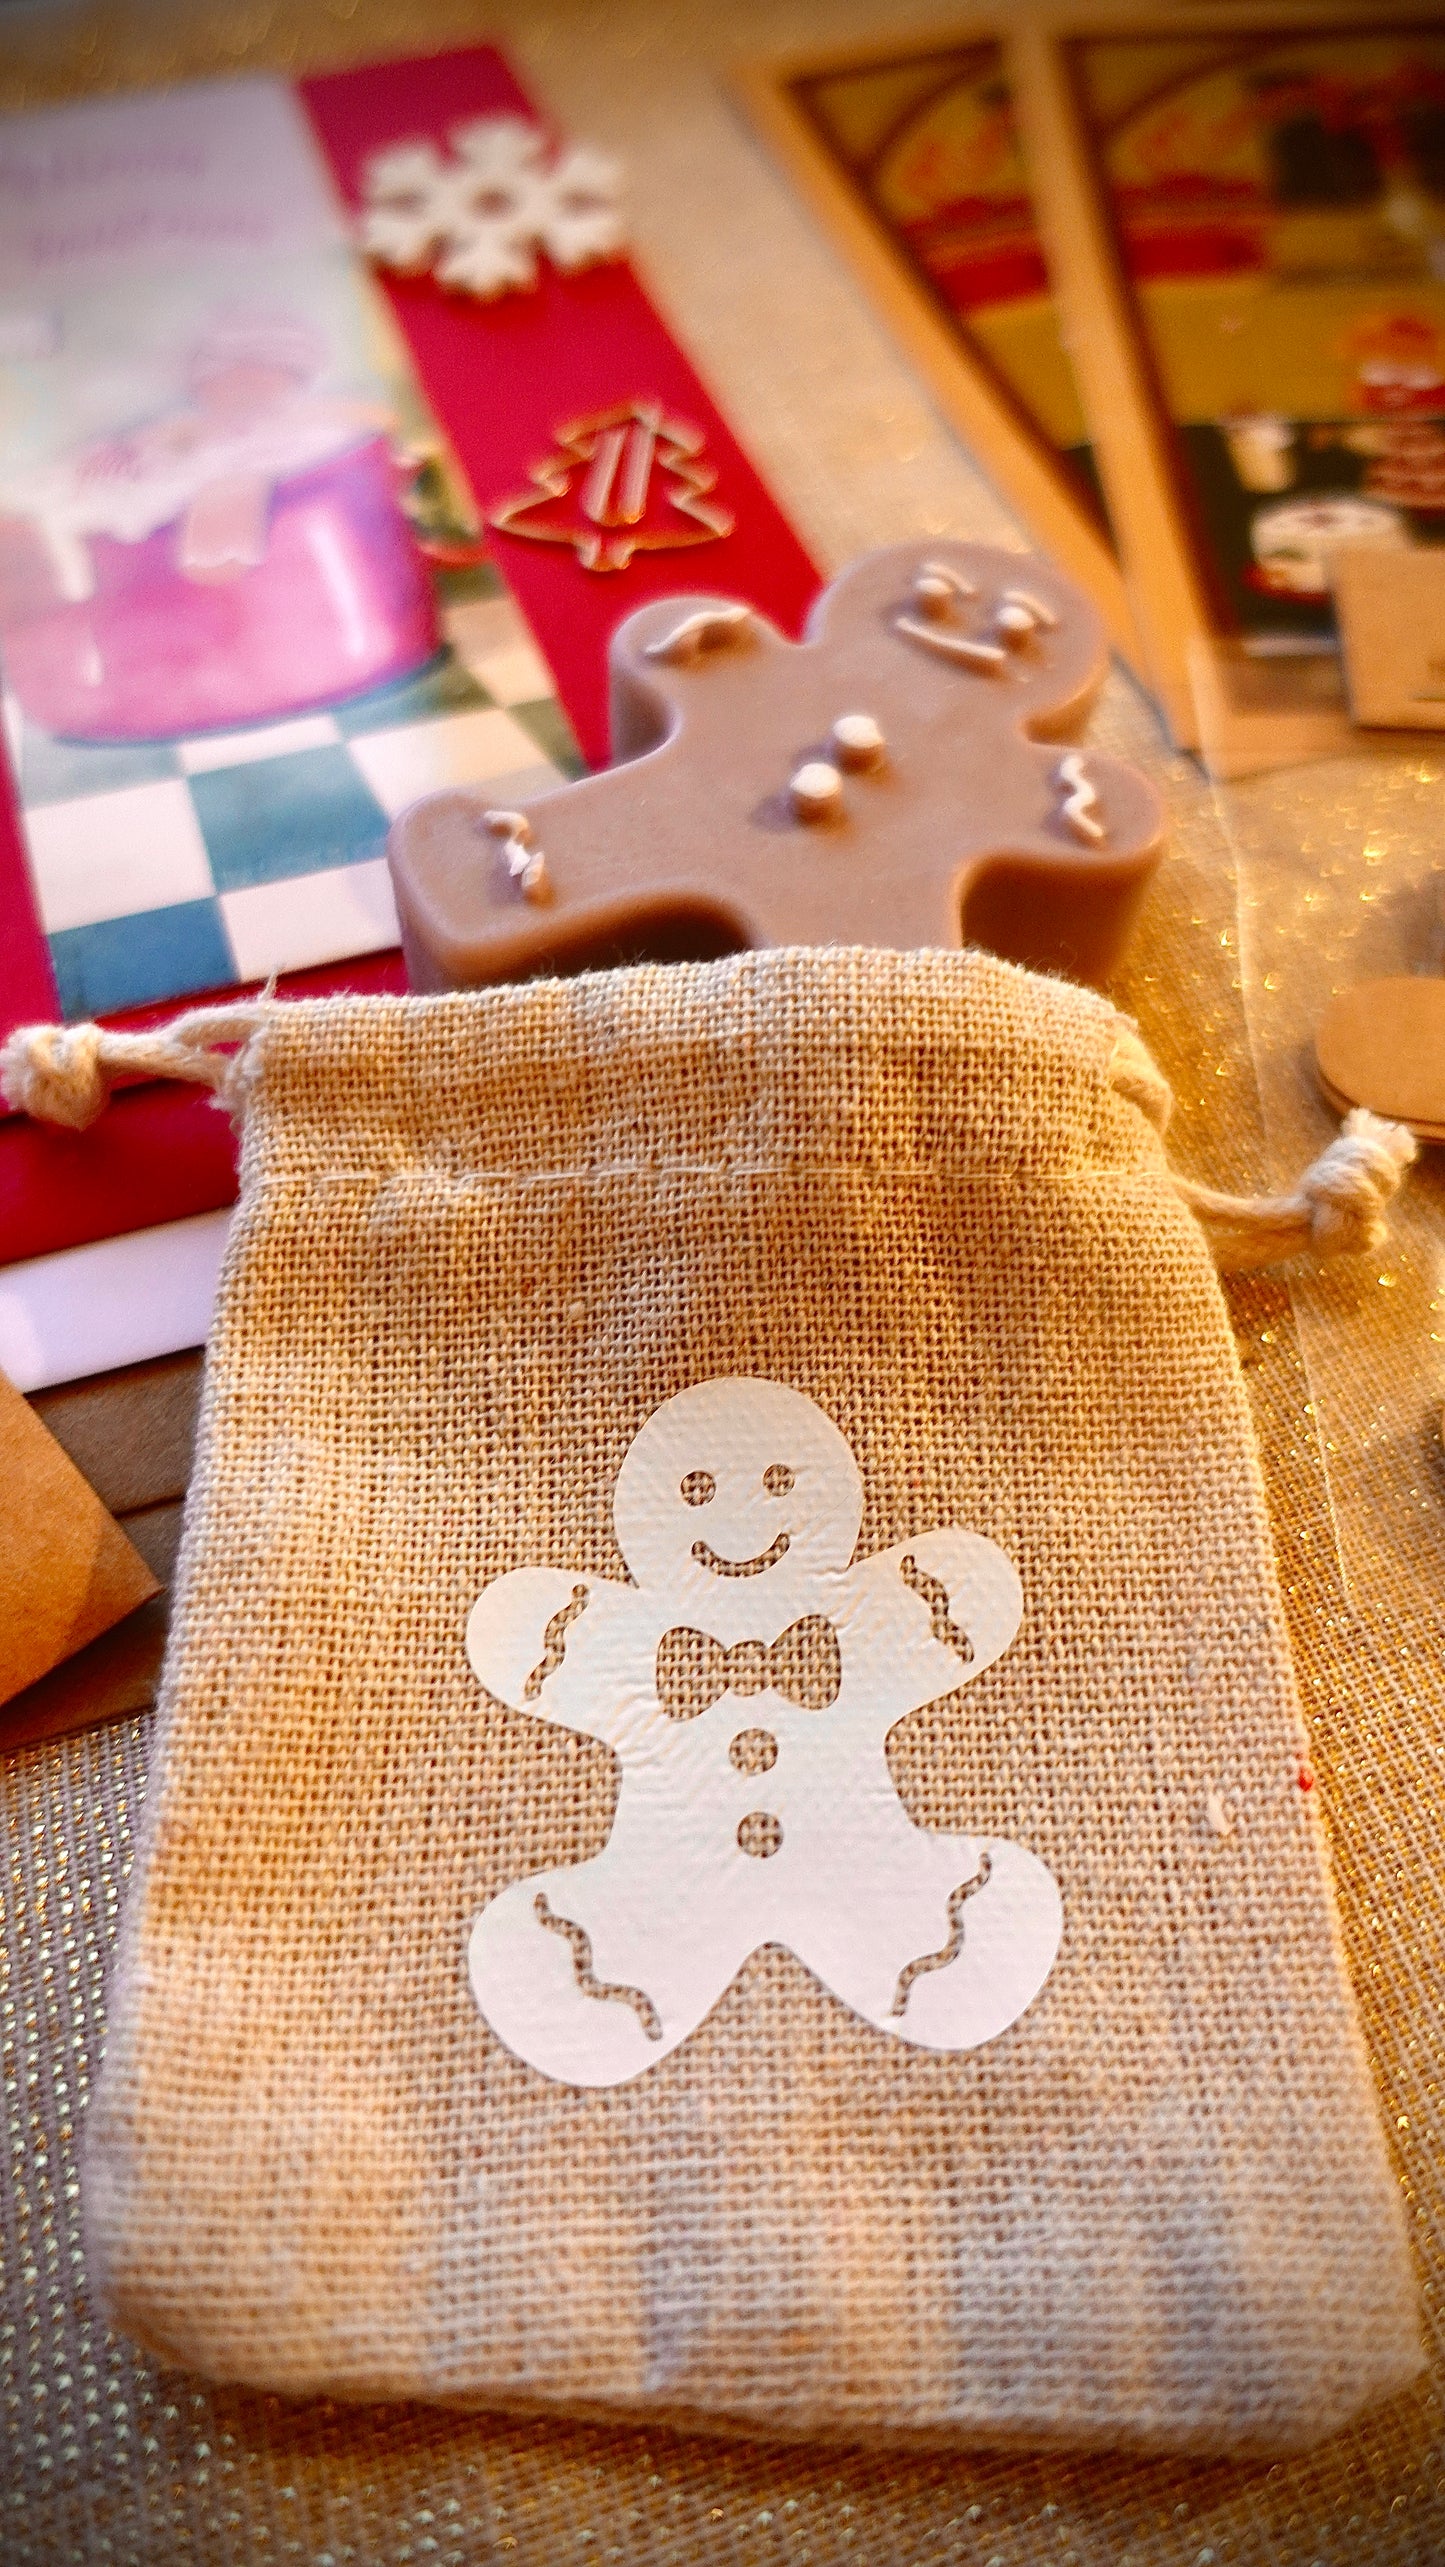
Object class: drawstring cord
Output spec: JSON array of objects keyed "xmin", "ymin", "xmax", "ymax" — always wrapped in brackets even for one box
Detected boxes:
[
  {"xmin": 0, "ymin": 1004, "xmax": 1418, "ymax": 1275},
  {"xmin": 0, "ymin": 1002, "xmax": 266, "ymax": 1131},
  {"xmin": 1170, "ymin": 1110, "xmax": 1417, "ymax": 1274}
]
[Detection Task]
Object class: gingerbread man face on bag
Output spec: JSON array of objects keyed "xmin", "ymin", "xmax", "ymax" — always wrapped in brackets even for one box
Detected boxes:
[{"xmin": 465, "ymin": 1378, "xmax": 1063, "ymax": 2087}]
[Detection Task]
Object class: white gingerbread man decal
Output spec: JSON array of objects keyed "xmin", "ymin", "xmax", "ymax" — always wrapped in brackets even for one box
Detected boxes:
[{"xmin": 466, "ymin": 1379, "xmax": 1062, "ymax": 2086}]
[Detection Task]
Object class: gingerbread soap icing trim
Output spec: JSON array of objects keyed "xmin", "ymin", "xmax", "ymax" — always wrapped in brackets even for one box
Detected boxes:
[
  {"xmin": 1055, "ymin": 752, "xmax": 1105, "ymax": 845},
  {"xmin": 480, "ymin": 808, "xmax": 551, "ymax": 903},
  {"xmin": 643, "ymin": 603, "xmax": 754, "ymax": 666}
]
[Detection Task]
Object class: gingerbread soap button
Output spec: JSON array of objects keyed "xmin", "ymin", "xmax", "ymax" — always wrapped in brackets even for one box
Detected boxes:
[{"xmin": 1316, "ymin": 978, "xmax": 1445, "ymax": 1144}]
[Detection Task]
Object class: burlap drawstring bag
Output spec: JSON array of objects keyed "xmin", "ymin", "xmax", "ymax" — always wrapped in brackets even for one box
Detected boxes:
[{"xmin": 2, "ymin": 948, "xmax": 1423, "ymax": 2454}]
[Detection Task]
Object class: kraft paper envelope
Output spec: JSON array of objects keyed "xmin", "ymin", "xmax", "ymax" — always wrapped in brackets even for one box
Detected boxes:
[{"xmin": 0, "ymin": 1367, "xmax": 160, "ymax": 1708}]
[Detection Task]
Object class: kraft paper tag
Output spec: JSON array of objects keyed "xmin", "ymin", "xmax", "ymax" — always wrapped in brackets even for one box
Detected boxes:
[
  {"xmin": 1316, "ymin": 977, "xmax": 1445, "ymax": 1144},
  {"xmin": 1333, "ymin": 547, "xmax": 1445, "ymax": 732},
  {"xmin": 0, "ymin": 1368, "xmax": 160, "ymax": 1708}
]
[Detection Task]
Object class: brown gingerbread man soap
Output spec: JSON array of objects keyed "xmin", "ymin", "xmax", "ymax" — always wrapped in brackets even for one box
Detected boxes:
[{"xmin": 388, "ymin": 540, "xmax": 1165, "ymax": 991}]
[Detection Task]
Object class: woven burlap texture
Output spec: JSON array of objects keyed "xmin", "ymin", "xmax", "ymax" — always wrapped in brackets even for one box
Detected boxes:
[{"xmin": 83, "ymin": 950, "xmax": 1419, "ymax": 2455}]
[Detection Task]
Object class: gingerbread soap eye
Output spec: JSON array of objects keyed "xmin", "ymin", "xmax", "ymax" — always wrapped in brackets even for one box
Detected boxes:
[
  {"xmin": 681, "ymin": 1470, "xmax": 715, "ymax": 1507},
  {"xmin": 763, "ymin": 1464, "xmax": 794, "ymax": 1497}
]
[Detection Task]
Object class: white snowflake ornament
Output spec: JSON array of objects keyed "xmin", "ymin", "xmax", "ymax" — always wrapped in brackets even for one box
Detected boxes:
[{"xmin": 360, "ymin": 116, "xmax": 625, "ymax": 301}]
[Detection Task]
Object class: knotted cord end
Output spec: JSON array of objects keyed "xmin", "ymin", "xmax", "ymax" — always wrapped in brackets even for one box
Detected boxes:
[
  {"xmin": 0, "ymin": 1020, "xmax": 112, "ymax": 1130},
  {"xmin": 1296, "ymin": 1108, "xmax": 1418, "ymax": 1257},
  {"xmin": 1174, "ymin": 1106, "xmax": 1418, "ymax": 1274},
  {"xmin": 0, "ymin": 1000, "xmax": 268, "ymax": 1131}
]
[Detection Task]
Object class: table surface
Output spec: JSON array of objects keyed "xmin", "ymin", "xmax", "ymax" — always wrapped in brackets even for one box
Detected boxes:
[{"xmin": 1, "ymin": 4, "xmax": 1442, "ymax": 2563}]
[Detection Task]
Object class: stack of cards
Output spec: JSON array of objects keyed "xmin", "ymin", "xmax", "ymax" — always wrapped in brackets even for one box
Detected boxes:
[
  {"xmin": 744, "ymin": 7, "xmax": 1445, "ymax": 773},
  {"xmin": 0, "ymin": 44, "xmax": 818, "ymax": 1396}
]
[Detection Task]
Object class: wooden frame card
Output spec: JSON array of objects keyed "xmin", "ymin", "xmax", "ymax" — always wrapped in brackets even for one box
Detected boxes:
[
  {"xmin": 1022, "ymin": 5, "xmax": 1445, "ymax": 769},
  {"xmin": 735, "ymin": 21, "xmax": 1145, "ymax": 677},
  {"xmin": 743, "ymin": 8, "xmax": 1445, "ymax": 771}
]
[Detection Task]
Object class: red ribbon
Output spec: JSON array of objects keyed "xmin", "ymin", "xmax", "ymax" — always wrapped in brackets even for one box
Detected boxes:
[{"xmin": 298, "ymin": 48, "xmax": 819, "ymax": 769}]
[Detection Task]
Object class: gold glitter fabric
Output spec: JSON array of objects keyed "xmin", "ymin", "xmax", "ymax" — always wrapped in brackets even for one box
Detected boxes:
[{"xmin": 2, "ymin": 1, "xmax": 1444, "ymax": 2560}]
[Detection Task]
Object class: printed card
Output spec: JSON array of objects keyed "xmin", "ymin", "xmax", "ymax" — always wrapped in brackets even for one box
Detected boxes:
[
  {"xmin": 1046, "ymin": 11, "xmax": 1445, "ymax": 764},
  {"xmin": 0, "ymin": 77, "xmax": 577, "ymax": 1025},
  {"xmin": 749, "ymin": 13, "xmax": 1445, "ymax": 768}
]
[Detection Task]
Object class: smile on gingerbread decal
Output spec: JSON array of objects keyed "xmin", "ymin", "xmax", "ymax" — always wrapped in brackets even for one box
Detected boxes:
[
  {"xmin": 465, "ymin": 1378, "xmax": 1062, "ymax": 2086},
  {"xmin": 691, "ymin": 1528, "xmax": 791, "ymax": 1577}
]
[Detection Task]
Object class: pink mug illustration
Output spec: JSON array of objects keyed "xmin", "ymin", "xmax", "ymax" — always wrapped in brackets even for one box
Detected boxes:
[{"xmin": 0, "ymin": 308, "xmax": 438, "ymax": 741}]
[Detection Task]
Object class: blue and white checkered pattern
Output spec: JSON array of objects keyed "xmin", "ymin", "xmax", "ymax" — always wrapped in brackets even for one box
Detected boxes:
[{"xmin": 10, "ymin": 564, "xmax": 582, "ymax": 1021}]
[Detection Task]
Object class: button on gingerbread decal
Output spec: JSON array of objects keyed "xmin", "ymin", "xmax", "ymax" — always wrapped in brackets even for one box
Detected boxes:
[{"xmin": 466, "ymin": 1379, "xmax": 1062, "ymax": 2086}]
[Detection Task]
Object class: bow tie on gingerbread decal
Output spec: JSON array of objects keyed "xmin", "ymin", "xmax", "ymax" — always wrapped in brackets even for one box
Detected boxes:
[{"xmin": 655, "ymin": 1616, "xmax": 841, "ymax": 1720}]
